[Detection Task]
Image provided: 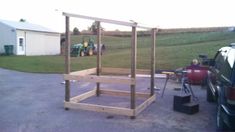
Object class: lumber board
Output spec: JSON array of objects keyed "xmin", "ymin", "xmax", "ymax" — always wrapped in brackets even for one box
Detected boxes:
[
  {"xmin": 151, "ymin": 28, "xmax": 156, "ymax": 96},
  {"xmin": 96, "ymin": 21, "xmax": 101, "ymax": 96},
  {"xmin": 70, "ymin": 68, "xmax": 96, "ymax": 76},
  {"xmin": 100, "ymin": 89, "xmax": 150, "ymax": 98},
  {"xmin": 101, "ymin": 67, "xmax": 150, "ymax": 75},
  {"xmin": 64, "ymin": 74, "xmax": 136, "ymax": 85},
  {"xmin": 130, "ymin": 26, "xmax": 137, "ymax": 112},
  {"xmin": 135, "ymin": 94, "xmax": 156, "ymax": 115},
  {"xmin": 64, "ymin": 102, "xmax": 134, "ymax": 116},
  {"xmin": 129, "ymin": 74, "xmax": 167, "ymax": 78},
  {"xmin": 70, "ymin": 89, "xmax": 96, "ymax": 103},
  {"xmin": 63, "ymin": 12, "xmax": 135, "ymax": 27},
  {"xmin": 65, "ymin": 16, "xmax": 71, "ymax": 102},
  {"xmin": 62, "ymin": 12, "xmax": 151, "ymax": 29}
]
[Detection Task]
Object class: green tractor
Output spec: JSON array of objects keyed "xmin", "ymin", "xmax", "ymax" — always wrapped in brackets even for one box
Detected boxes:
[{"xmin": 71, "ymin": 37, "xmax": 105, "ymax": 57}]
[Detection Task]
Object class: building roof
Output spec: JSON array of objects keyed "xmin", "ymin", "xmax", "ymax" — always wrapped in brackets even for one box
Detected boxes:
[{"xmin": 0, "ymin": 19, "xmax": 59, "ymax": 33}]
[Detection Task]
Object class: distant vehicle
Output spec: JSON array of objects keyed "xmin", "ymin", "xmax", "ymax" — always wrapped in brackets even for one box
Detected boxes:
[
  {"xmin": 206, "ymin": 43, "xmax": 235, "ymax": 130},
  {"xmin": 70, "ymin": 37, "xmax": 105, "ymax": 57}
]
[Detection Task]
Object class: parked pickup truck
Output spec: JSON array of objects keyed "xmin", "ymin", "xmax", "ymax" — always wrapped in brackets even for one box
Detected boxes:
[{"xmin": 206, "ymin": 43, "xmax": 235, "ymax": 130}]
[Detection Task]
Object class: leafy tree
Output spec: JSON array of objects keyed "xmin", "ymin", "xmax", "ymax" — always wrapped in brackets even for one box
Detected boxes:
[
  {"xmin": 19, "ymin": 18, "xmax": 26, "ymax": 22},
  {"xmin": 88, "ymin": 22, "xmax": 104, "ymax": 34},
  {"xmin": 73, "ymin": 27, "xmax": 80, "ymax": 35}
]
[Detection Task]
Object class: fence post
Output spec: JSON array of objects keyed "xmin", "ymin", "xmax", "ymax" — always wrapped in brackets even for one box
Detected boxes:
[
  {"xmin": 65, "ymin": 16, "xmax": 71, "ymax": 110},
  {"xmin": 130, "ymin": 25, "xmax": 137, "ymax": 119},
  {"xmin": 151, "ymin": 28, "xmax": 156, "ymax": 96},
  {"xmin": 96, "ymin": 21, "xmax": 101, "ymax": 96}
]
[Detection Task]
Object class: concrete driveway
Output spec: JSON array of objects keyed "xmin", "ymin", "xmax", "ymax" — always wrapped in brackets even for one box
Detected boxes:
[{"xmin": 0, "ymin": 68, "xmax": 216, "ymax": 132}]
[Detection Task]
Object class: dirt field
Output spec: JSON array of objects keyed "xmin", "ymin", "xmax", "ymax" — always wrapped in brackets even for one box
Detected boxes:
[{"xmin": 0, "ymin": 68, "xmax": 217, "ymax": 132}]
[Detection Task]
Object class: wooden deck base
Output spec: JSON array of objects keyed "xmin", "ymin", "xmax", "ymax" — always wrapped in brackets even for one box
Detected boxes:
[{"xmin": 64, "ymin": 89, "xmax": 156, "ymax": 117}]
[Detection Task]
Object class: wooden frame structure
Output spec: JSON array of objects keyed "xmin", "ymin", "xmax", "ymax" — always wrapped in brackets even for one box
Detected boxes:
[{"xmin": 63, "ymin": 12, "xmax": 157, "ymax": 118}]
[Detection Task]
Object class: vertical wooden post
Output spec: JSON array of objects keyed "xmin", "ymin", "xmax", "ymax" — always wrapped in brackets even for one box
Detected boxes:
[
  {"xmin": 65, "ymin": 16, "xmax": 71, "ymax": 110},
  {"xmin": 150, "ymin": 28, "xmax": 156, "ymax": 96},
  {"xmin": 130, "ymin": 26, "xmax": 137, "ymax": 119},
  {"xmin": 96, "ymin": 21, "xmax": 101, "ymax": 96}
]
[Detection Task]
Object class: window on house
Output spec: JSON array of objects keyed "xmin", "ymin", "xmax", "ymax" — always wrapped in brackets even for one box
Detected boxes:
[{"xmin": 19, "ymin": 38, "xmax": 24, "ymax": 46}]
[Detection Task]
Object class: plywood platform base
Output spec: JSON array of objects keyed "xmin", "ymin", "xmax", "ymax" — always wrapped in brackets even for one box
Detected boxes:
[{"xmin": 64, "ymin": 89, "xmax": 156, "ymax": 117}]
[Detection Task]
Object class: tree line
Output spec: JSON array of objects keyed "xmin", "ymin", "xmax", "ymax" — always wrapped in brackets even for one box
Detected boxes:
[{"xmin": 73, "ymin": 22, "xmax": 104, "ymax": 35}]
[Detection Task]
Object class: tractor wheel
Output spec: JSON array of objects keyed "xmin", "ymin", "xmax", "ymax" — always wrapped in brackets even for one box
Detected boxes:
[
  {"xmin": 101, "ymin": 44, "xmax": 105, "ymax": 55},
  {"xmin": 80, "ymin": 51, "xmax": 85, "ymax": 57},
  {"xmin": 88, "ymin": 49, "xmax": 93, "ymax": 56}
]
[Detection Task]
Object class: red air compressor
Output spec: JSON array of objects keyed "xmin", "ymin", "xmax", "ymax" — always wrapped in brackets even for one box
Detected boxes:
[
  {"xmin": 185, "ymin": 65, "xmax": 208, "ymax": 85},
  {"xmin": 183, "ymin": 54, "xmax": 211, "ymax": 85}
]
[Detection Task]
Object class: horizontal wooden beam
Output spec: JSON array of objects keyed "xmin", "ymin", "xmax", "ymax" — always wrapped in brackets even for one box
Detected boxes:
[
  {"xmin": 100, "ymin": 89, "xmax": 150, "ymax": 98},
  {"xmin": 70, "ymin": 68, "xmax": 97, "ymax": 76},
  {"xmin": 63, "ymin": 12, "xmax": 135, "ymax": 27},
  {"xmin": 101, "ymin": 67, "xmax": 150, "ymax": 75},
  {"xmin": 132, "ymin": 74, "xmax": 167, "ymax": 78},
  {"xmin": 64, "ymin": 74, "xmax": 135, "ymax": 85},
  {"xmin": 62, "ymin": 12, "xmax": 151, "ymax": 29},
  {"xmin": 65, "ymin": 89, "xmax": 156, "ymax": 117},
  {"xmin": 64, "ymin": 101, "xmax": 134, "ymax": 116},
  {"xmin": 135, "ymin": 94, "xmax": 156, "ymax": 115},
  {"xmin": 70, "ymin": 89, "xmax": 96, "ymax": 103},
  {"xmin": 137, "ymin": 25, "xmax": 152, "ymax": 30}
]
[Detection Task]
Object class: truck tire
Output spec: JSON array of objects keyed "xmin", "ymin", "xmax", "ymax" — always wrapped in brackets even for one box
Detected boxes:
[{"xmin": 207, "ymin": 84, "xmax": 214, "ymax": 102}]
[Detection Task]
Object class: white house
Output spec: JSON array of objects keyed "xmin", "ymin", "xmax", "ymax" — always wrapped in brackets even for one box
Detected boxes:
[{"xmin": 0, "ymin": 19, "xmax": 60, "ymax": 56}]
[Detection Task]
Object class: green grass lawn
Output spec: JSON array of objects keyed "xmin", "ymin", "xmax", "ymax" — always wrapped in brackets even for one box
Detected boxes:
[{"xmin": 0, "ymin": 31, "xmax": 234, "ymax": 73}]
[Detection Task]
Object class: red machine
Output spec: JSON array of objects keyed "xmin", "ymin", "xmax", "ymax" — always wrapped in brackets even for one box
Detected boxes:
[
  {"xmin": 185, "ymin": 66, "xmax": 208, "ymax": 85},
  {"xmin": 185, "ymin": 54, "xmax": 211, "ymax": 85}
]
